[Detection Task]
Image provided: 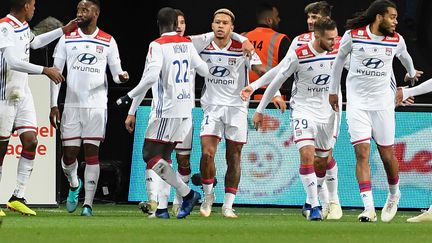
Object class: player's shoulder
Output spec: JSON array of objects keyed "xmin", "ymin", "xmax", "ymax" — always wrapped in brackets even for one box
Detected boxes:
[
  {"xmin": 350, "ymin": 26, "xmax": 371, "ymax": 40},
  {"xmin": 0, "ymin": 16, "xmax": 18, "ymax": 29},
  {"xmin": 227, "ymin": 39, "xmax": 242, "ymax": 52},
  {"xmin": 295, "ymin": 44, "xmax": 315, "ymax": 59},
  {"xmin": 383, "ymin": 32, "xmax": 401, "ymax": 43},
  {"xmin": 94, "ymin": 29, "xmax": 113, "ymax": 43},
  {"xmin": 154, "ymin": 34, "xmax": 192, "ymax": 45},
  {"xmin": 65, "ymin": 28, "xmax": 81, "ymax": 39},
  {"xmin": 297, "ymin": 32, "xmax": 314, "ymax": 42}
]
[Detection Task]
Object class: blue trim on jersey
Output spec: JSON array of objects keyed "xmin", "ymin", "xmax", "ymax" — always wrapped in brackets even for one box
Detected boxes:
[
  {"xmin": 157, "ymin": 118, "xmax": 167, "ymax": 140},
  {"xmin": 200, "ymin": 51, "xmax": 243, "ymax": 57},
  {"xmin": 352, "ymin": 40, "xmax": 397, "ymax": 47},
  {"xmin": 298, "ymin": 57, "xmax": 335, "ymax": 64},
  {"xmin": 156, "ymin": 73, "xmax": 164, "ymax": 118},
  {"xmin": 14, "ymin": 26, "xmax": 29, "ymax": 33},
  {"xmin": 65, "ymin": 40, "xmax": 110, "ymax": 47},
  {"xmin": 390, "ymin": 77, "xmax": 396, "ymax": 93}
]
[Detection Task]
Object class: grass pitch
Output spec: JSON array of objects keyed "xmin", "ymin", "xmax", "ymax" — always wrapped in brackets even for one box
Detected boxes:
[{"xmin": 0, "ymin": 204, "xmax": 430, "ymax": 243}]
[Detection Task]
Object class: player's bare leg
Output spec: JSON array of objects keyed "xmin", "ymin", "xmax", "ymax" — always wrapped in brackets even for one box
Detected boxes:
[
  {"xmin": 222, "ymin": 140, "xmax": 243, "ymax": 218},
  {"xmin": 199, "ymin": 137, "xmax": 218, "ymax": 217},
  {"xmin": 377, "ymin": 145, "xmax": 400, "ymax": 222},
  {"xmin": 355, "ymin": 143, "xmax": 377, "ymax": 222},
  {"xmin": 299, "ymin": 145, "xmax": 322, "ymax": 221},
  {"xmin": 7, "ymin": 131, "xmax": 38, "ymax": 216}
]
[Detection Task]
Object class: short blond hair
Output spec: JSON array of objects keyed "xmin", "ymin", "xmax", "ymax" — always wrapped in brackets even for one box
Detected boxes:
[{"xmin": 214, "ymin": 8, "xmax": 235, "ymax": 23}]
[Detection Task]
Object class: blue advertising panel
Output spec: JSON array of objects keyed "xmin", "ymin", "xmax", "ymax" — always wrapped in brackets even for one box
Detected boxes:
[{"xmin": 129, "ymin": 106, "xmax": 432, "ymax": 208}]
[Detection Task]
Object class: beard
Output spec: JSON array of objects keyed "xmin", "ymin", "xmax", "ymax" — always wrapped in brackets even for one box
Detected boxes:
[
  {"xmin": 77, "ymin": 19, "xmax": 91, "ymax": 28},
  {"xmin": 378, "ymin": 23, "xmax": 394, "ymax": 37},
  {"xmin": 319, "ymin": 40, "xmax": 333, "ymax": 52}
]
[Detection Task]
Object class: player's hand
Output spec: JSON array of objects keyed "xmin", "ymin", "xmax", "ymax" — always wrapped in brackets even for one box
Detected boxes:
[
  {"xmin": 49, "ymin": 106, "xmax": 61, "ymax": 129},
  {"xmin": 116, "ymin": 94, "xmax": 132, "ymax": 109},
  {"xmin": 240, "ymin": 85, "xmax": 254, "ymax": 101},
  {"xmin": 62, "ymin": 18, "xmax": 78, "ymax": 34},
  {"xmin": 43, "ymin": 67, "xmax": 65, "ymax": 84},
  {"xmin": 395, "ymin": 87, "xmax": 415, "ymax": 106},
  {"xmin": 242, "ymin": 40, "xmax": 255, "ymax": 59},
  {"xmin": 125, "ymin": 115, "xmax": 136, "ymax": 133},
  {"xmin": 118, "ymin": 71, "xmax": 129, "ymax": 83},
  {"xmin": 404, "ymin": 70, "xmax": 423, "ymax": 86},
  {"xmin": 273, "ymin": 96, "xmax": 286, "ymax": 113},
  {"xmin": 253, "ymin": 112, "xmax": 263, "ymax": 131},
  {"xmin": 329, "ymin": 94, "xmax": 339, "ymax": 112}
]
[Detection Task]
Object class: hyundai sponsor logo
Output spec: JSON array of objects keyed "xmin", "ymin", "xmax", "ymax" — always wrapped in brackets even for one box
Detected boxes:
[
  {"xmin": 312, "ymin": 74, "xmax": 330, "ymax": 85},
  {"xmin": 362, "ymin": 58, "xmax": 384, "ymax": 69},
  {"xmin": 77, "ymin": 53, "xmax": 98, "ymax": 65},
  {"xmin": 209, "ymin": 66, "xmax": 230, "ymax": 77}
]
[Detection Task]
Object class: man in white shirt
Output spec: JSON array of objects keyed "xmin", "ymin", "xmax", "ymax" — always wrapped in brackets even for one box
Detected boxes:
[
  {"xmin": 0, "ymin": 0, "xmax": 76, "ymax": 217},
  {"xmin": 194, "ymin": 9, "xmax": 265, "ymax": 219},
  {"xmin": 117, "ymin": 7, "xmax": 209, "ymax": 219},
  {"xmin": 242, "ymin": 17, "xmax": 340, "ymax": 221},
  {"xmin": 287, "ymin": 1, "xmax": 343, "ymax": 220},
  {"xmin": 50, "ymin": 0, "xmax": 129, "ymax": 216},
  {"xmin": 329, "ymin": 0, "xmax": 420, "ymax": 222}
]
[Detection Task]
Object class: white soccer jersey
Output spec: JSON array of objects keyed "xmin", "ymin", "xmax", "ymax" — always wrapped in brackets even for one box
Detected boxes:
[
  {"xmin": 336, "ymin": 25, "xmax": 413, "ymax": 110},
  {"xmin": 146, "ymin": 32, "xmax": 203, "ymax": 118},
  {"xmin": 255, "ymin": 40, "xmax": 340, "ymax": 121},
  {"xmin": 288, "ymin": 32, "xmax": 315, "ymax": 53},
  {"xmin": 199, "ymin": 39, "xmax": 261, "ymax": 109},
  {"xmin": 53, "ymin": 27, "xmax": 121, "ymax": 108},
  {"xmin": 290, "ymin": 42, "xmax": 339, "ymax": 120},
  {"xmin": 0, "ymin": 15, "xmax": 34, "ymax": 100}
]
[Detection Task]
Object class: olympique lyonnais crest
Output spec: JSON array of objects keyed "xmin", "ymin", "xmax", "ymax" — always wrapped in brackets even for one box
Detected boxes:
[
  {"xmin": 96, "ymin": 45, "xmax": 104, "ymax": 53},
  {"xmin": 228, "ymin": 58, "xmax": 236, "ymax": 65},
  {"xmin": 385, "ymin": 48, "xmax": 392, "ymax": 56}
]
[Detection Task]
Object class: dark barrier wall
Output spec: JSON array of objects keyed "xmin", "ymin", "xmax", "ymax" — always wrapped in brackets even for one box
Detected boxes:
[{"xmin": 0, "ymin": 0, "xmax": 431, "ymax": 202}]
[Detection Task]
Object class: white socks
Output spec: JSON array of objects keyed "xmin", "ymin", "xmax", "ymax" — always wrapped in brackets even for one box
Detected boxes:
[{"xmin": 83, "ymin": 164, "xmax": 100, "ymax": 207}]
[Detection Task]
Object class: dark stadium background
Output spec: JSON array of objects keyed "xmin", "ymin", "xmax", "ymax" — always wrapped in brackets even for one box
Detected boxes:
[{"xmin": 1, "ymin": 0, "xmax": 431, "ymax": 203}]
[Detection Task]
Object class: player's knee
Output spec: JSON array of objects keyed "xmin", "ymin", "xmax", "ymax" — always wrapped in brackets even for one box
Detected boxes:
[
  {"xmin": 201, "ymin": 150, "xmax": 216, "ymax": 163},
  {"xmin": 23, "ymin": 137, "xmax": 38, "ymax": 151}
]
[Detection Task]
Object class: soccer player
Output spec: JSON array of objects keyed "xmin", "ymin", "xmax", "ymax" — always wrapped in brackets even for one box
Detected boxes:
[
  {"xmin": 50, "ymin": 0, "xmax": 129, "ymax": 216},
  {"xmin": 243, "ymin": 3, "xmax": 288, "ymax": 109},
  {"xmin": 195, "ymin": 8, "xmax": 265, "ymax": 218},
  {"xmin": 137, "ymin": 9, "xmax": 195, "ymax": 218},
  {"xmin": 117, "ymin": 7, "xmax": 209, "ymax": 219},
  {"xmin": 329, "ymin": 0, "xmax": 419, "ymax": 222},
  {"xmin": 242, "ymin": 17, "xmax": 341, "ymax": 221},
  {"xmin": 288, "ymin": 1, "xmax": 343, "ymax": 220},
  {"xmin": 0, "ymin": 0, "xmax": 76, "ymax": 216}
]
